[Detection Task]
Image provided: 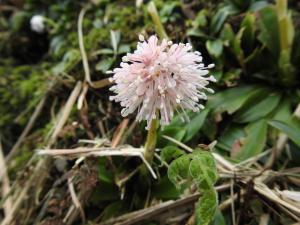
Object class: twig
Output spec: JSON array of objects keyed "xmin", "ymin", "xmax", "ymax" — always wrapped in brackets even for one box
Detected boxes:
[
  {"xmin": 230, "ymin": 179, "xmax": 237, "ymax": 225},
  {"xmin": 162, "ymin": 135, "xmax": 193, "ymax": 152},
  {"xmin": 0, "ymin": 140, "xmax": 12, "ymax": 217},
  {"xmin": 111, "ymin": 119, "xmax": 129, "ymax": 148},
  {"xmin": 98, "ymin": 184, "xmax": 229, "ymax": 225},
  {"xmin": 78, "ymin": 6, "xmax": 92, "ymax": 85},
  {"xmin": 67, "ymin": 177, "xmax": 86, "ymax": 223},
  {"xmin": 38, "ymin": 147, "xmax": 157, "ymax": 179}
]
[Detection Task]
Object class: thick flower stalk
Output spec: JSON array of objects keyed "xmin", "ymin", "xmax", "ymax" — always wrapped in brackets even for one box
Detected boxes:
[{"xmin": 109, "ymin": 35, "xmax": 215, "ymax": 129}]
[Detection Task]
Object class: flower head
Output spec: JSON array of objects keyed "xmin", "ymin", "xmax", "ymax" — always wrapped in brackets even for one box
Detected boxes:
[
  {"xmin": 30, "ymin": 15, "xmax": 45, "ymax": 33},
  {"xmin": 109, "ymin": 35, "xmax": 215, "ymax": 129}
]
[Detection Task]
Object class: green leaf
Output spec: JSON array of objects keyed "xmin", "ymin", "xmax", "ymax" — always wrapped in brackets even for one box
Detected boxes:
[
  {"xmin": 269, "ymin": 119, "xmax": 300, "ymax": 148},
  {"xmin": 210, "ymin": 5, "xmax": 239, "ymax": 34},
  {"xmin": 110, "ymin": 30, "xmax": 121, "ymax": 55},
  {"xmin": 95, "ymin": 57, "xmax": 115, "ymax": 72},
  {"xmin": 193, "ymin": 10, "xmax": 208, "ymax": 28},
  {"xmin": 212, "ymin": 209, "xmax": 226, "ymax": 225},
  {"xmin": 241, "ymin": 13, "xmax": 256, "ymax": 53},
  {"xmin": 220, "ymin": 23, "xmax": 235, "ymax": 44},
  {"xmin": 207, "ymin": 86, "xmax": 268, "ymax": 114},
  {"xmin": 236, "ymin": 119, "xmax": 268, "ymax": 160},
  {"xmin": 52, "ymin": 49, "xmax": 81, "ymax": 75},
  {"xmin": 195, "ymin": 189, "xmax": 218, "ymax": 225},
  {"xmin": 217, "ymin": 125, "xmax": 245, "ymax": 152},
  {"xmin": 160, "ymin": 146, "xmax": 185, "ymax": 163},
  {"xmin": 235, "ymin": 92, "xmax": 281, "ymax": 123},
  {"xmin": 168, "ymin": 154, "xmax": 191, "ymax": 189},
  {"xmin": 94, "ymin": 48, "xmax": 114, "ymax": 55},
  {"xmin": 257, "ymin": 6, "xmax": 280, "ymax": 59},
  {"xmin": 272, "ymin": 98, "xmax": 291, "ymax": 121},
  {"xmin": 183, "ymin": 109, "xmax": 210, "ymax": 142},
  {"xmin": 118, "ymin": 44, "xmax": 131, "ymax": 54},
  {"xmin": 249, "ymin": 1, "xmax": 268, "ymax": 12},
  {"xmin": 189, "ymin": 151, "xmax": 218, "ymax": 190},
  {"xmin": 206, "ymin": 39, "xmax": 223, "ymax": 58},
  {"xmin": 232, "ymin": 27, "xmax": 245, "ymax": 65}
]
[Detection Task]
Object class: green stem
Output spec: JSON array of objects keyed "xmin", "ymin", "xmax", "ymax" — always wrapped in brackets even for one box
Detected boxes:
[
  {"xmin": 147, "ymin": 1, "xmax": 168, "ymax": 39},
  {"xmin": 144, "ymin": 119, "xmax": 158, "ymax": 163}
]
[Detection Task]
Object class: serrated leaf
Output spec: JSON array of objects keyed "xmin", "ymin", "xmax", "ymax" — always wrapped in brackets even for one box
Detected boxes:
[
  {"xmin": 269, "ymin": 119, "xmax": 300, "ymax": 147},
  {"xmin": 168, "ymin": 154, "xmax": 191, "ymax": 189},
  {"xmin": 195, "ymin": 189, "xmax": 218, "ymax": 225},
  {"xmin": 235, "ymin": 92, "xmax": 281, "ymax": 123},
  {"xmin": 189, "ymin": 151, "xmax": 218, "ymax": 190},
  {"xmin": 236, "ymin": 119, "xmax": 267, "ymax": 160},
  {"xmin": 160, "ymin": 146, "xmax": 185, "ymax": 163}
]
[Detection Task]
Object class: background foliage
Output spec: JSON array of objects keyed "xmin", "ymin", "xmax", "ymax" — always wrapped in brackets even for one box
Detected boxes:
[{"xmin": 1, "ymin": 0, "xmax": 300, "ymax": 224}]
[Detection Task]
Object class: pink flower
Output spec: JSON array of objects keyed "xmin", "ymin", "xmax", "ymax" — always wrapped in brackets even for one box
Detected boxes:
[{"xmin": 109, "ymin": 35, "xmax": 215, "ymax": 129}]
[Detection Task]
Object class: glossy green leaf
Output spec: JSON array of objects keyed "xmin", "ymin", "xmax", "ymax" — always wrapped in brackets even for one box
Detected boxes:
[
  {"xmin": 206, "ymin": 39, "xmax": 223, "ymax": 58},
  {"xmin": 220, "ymin": 23, "xmax": 235, "ymax": 44},
  {"xmin": 183, "ymin": 109, "xmax": 209, "ymax": 142},
  {"xmin": 232, "ymin": 27, "xmax": 245, "ymax": 65},
  {"xmin": 207, "ymin": 86, "xmax": 269, "ymax": 114},
  {"xmin": 95, "ymin": 57, "xmax": 115, "ymax": 72},
  {"xmin": 210, "ymin": 5, "xmax": 239, "ymax": 34},
  {"xmin": 236, "ymin": 119, "xmax": 267, "ymax": 160},
  {"xmin": 249, "ymin": 1, "xmax": 268, "ymax": 12},
  {"xmin": 269, "ymin": 119, "xmax": 300, "ymax": 147},
  {"xmin": 217, "ymin": 125, "xmax": 245, "ymax": 152},
  {"xmin": 241, "ymin": 13, "xmax": 256, "ymax": 52},
  {"xmin": 235, "ymin": 92, "xmax": 281, "ymax": 123},
  {"xmin": 110, "ymin": 30, "xmax": 121, "ymax": 55},
  {"xmin": 257, "ymin": 6, "xmax": 280, "ymax": 59}
]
